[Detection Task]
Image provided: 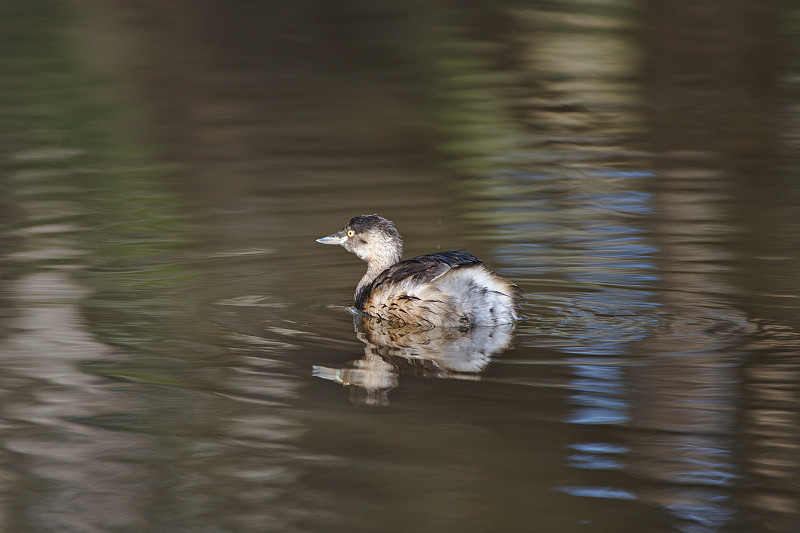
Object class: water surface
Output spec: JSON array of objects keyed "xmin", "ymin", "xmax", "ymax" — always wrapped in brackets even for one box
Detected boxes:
[{"xmin": 1, "ymin": 1, "xmax": 800, "ymax": 532}]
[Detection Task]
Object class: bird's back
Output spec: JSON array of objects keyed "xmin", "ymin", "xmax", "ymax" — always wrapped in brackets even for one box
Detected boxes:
[{"xmin": 357, "ymin": 250, "xmax": 520, "ymax": 327}]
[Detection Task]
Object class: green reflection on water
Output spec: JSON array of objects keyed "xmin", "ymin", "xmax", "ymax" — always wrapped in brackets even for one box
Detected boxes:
[
  {"xmin": 0, "ymin": 0, "xmax": 201, "ymax": 363},
  {"xmin": 434, "ymin": 39, "xmax": 524, "ymax": 173}
]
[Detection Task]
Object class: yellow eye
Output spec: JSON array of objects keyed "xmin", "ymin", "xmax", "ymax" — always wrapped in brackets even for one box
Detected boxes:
[{"xmin": 347, "ymin": 229, "xmax": 355, "ymax": 237}]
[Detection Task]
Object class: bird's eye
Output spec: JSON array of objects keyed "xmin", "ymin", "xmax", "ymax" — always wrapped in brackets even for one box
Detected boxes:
[{"xmin": 347, "ymin": 229, "xmax": 355, "ymax": 237}]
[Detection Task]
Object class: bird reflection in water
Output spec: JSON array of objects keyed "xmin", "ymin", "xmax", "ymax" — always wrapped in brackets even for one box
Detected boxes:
[{"xmin": 313, "ymin": 316, "xmax": 515, "ymax": 406}]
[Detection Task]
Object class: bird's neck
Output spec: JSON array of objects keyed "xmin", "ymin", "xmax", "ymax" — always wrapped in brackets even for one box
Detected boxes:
[{"xmin": 354, "ymin": 247, "xmax": 402, "ymax": 307}]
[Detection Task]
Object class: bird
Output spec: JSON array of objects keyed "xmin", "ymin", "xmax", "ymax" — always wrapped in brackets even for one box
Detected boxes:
[{"xmin": 316, "ymin": 215, "xmax": 521, "ymax": 328}]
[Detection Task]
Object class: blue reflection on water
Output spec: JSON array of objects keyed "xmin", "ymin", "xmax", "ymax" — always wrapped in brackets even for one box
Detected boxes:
[
  {"xmin": 481, "ymin": 164, "xmax": 745, "ymax": 532},
  {"xmin": 487, "ymin": 166, "xmax": 656, "ymax": 432},
  {"xmin": 570, "ymin": 442, "xmax": 629, "ymax": 454},
  {"xmin": 664, "ymin": 490, "xmax": 734, "ymax": 533},
  {"xmin": 557, "ymin": 485, "xmax": 638, "ymax": 500},
  {"xmin": 567, "ymin": 453, "xmax": 625, "ymax": 470},
  {"xmin": 568, "ymin": 362, "xmax": 630, "ymax": 424}
]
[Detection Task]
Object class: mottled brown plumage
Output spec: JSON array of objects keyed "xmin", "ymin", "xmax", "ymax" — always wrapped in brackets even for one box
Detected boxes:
[{"xmin": 317, "ymin": 215, "xmax": 521, "ymax": 327}]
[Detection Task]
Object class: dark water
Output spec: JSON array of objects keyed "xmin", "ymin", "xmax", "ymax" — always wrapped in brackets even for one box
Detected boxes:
[{"xmin": 2, "ymin": 1, "xmax": 800, "ymax": 532}]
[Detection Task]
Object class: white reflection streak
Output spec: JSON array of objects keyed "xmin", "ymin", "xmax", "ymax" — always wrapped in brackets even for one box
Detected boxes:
[{"xmin": 0, "ymin": 272, "xmax": 149, "ymax": 532}]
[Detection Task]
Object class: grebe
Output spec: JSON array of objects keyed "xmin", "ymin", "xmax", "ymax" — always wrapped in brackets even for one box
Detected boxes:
[{"xmin": 316, "ymin": 215, "xmax": 521, "ymax": 327}]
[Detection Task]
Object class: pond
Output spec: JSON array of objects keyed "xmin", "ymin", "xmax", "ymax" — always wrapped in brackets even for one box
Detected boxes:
[{"xmin": 1, "ymin": 1, "xmax": 799, "ymax": 532}]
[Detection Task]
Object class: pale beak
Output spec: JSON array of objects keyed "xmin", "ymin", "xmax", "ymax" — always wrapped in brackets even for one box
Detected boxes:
[{"xmin": 316, "ymin": 231, "xmax": 346, "ymax": 245}]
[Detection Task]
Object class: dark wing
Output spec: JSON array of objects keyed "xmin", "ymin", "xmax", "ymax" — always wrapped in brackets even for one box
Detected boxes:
[
  {"xmin": 372, "ymin": 250, "xmax": 482, "ymax": 287},
  {"xmin": 355, "ymin": 250, "xmax": 482, "ymax": 308}
]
